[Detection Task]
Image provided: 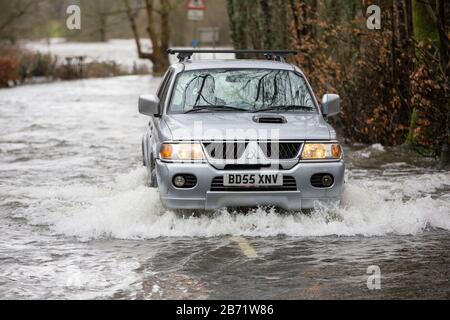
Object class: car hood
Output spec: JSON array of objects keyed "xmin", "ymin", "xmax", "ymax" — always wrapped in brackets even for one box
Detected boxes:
[{"xmin": 163, "ymin": 113, "xmax": 332, "ymax": 141}]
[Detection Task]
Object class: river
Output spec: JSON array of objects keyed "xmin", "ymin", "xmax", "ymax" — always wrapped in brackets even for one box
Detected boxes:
[{"xmin": 0, "ymin": 75, "xmax": 449, "ymax": 299}]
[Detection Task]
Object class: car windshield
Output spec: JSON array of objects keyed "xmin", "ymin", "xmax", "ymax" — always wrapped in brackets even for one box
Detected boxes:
[{"xmin": 168, "ymin": 69, "xmax": 317, "ymax": 113}]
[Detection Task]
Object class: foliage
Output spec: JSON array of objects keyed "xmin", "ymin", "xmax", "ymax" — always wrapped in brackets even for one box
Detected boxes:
[
  {"xmin": 0, "ymin": 57, "xmax": 17, "ymax": 86},
  {"xmin": 287, "ymin": 1, "xmax": 413, "ymax": 146},
  {"xmin": 410, "ymin": 41, "xmax": 449, "ymax": 154},
  {"xmin": 227, "ymin": 0, "xmax": 289, "ymax": 57},
  {"xmin": 0, "ymin": 44, "xmax": 144, "ymax": 87},
  {"xmin": 227, "ymin": 0, "xmax": 449, "ymax": 160}
]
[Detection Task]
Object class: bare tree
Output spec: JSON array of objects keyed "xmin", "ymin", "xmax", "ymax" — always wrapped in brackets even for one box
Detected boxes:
[
  {"xmin": 0, "ymin": 0, "xmax": 40, "ymax": 42},
  {"xmin": 122, "ymin": 0, "xmax": 170, "ymax": 74},
  {"xmin": 75, "ymin": 0, "xmax": 126, "ymax": 42}
]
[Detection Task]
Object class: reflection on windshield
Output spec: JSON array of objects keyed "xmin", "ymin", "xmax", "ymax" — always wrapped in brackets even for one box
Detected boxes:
[{"xmin": 169, "ymin": 69, "xmax": 316, "ymax": 113}]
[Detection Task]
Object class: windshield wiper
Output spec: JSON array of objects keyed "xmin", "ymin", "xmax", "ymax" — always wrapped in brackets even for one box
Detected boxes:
[
  {"xmin": 184, "ymin": 105, "xmax": 247, "ymax": 114},
  {"xmin": 252, "ymin": 105, "xmax": 315, "ymax": 113}
]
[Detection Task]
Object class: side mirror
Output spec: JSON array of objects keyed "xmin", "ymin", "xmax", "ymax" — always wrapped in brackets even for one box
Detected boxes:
[
  {"xmin": 139, "ymin": 94, "xmax": 160, "ymax": 116},
  {"xmin": 321, "ymin": 94, "xmax": 340, "ymax": 117}
]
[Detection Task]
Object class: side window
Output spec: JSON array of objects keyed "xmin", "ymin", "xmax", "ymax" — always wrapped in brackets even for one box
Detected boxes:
[{"xmin": 288, "ymin": 72, "xmax": 315, "ymax": 109}]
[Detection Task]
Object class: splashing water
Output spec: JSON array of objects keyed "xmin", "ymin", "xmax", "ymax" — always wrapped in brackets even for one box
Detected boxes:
[
  {"xmin": 16, "ymin": 167, "xmax": 450, "ymax": 240},
  {"xmin": 1, "ymin": 75, "xmax": 449, "ymax": 299}
]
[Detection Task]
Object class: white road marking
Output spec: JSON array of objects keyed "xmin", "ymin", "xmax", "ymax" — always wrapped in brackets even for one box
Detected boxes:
[{"xmin": 230, "ymin": 236, "xmax": 258, "ymax": 259}]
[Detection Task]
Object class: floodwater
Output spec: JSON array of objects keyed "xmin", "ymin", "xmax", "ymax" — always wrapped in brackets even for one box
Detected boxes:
[{"xmin": 0, "ymin": 76, "xmax": 449, "ymax": 299}]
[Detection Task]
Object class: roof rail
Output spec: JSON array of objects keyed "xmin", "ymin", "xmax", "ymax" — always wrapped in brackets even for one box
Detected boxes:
[{"xmin": 167, "ymin": 49, "xmax": 297, "ymax": 63}]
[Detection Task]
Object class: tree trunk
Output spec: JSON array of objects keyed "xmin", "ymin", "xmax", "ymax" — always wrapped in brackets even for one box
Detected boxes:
[
  {"xmin": 412, "ymin": 0, "xmax": 439, "ymax": 43},
  {"xmin": 99, "ymin": 14, "xmax": 107, "ymax": 42},
  {"xmin": 226, "ymin": 0, "xmax": 245, "ymax": 56},
  {"xmin": 407, "ymin": 0, "xmax": 439, "ymax": 146},
  {"xmin": 122, "ymin": 0, "xmax": 170, "ymax": 75},
  {"xmin": 391, "ymin": 0, "xmax": 414, "ymax": 136},
  {"xmin": 437, "ymin": 0, "xmax": 449, "ymax": 166}
]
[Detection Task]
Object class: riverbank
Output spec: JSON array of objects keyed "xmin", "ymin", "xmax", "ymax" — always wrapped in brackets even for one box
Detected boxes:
[{"xmin": 0, "ymin": 41, "xmax": 150, "ymax": 88}]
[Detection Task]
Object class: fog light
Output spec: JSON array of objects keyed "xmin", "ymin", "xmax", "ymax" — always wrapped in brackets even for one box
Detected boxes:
[
  {"xmin": 321, "ymin": 174, "xmax": 333, "ymax": 187},
  {"xmin": 173, "ymin": 175, "xmax": 186, "ymax": 187}
]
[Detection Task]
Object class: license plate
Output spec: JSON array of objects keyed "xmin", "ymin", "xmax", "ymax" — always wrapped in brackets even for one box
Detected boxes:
[{"xmin": 223, "ymin": 173, "xmax": 283, "ymax": 186}]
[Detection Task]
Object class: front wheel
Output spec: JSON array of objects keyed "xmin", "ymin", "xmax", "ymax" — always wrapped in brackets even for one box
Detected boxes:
[{"xmin": 142, "ymin": 138, "xmax": 157, "ymax": 188}]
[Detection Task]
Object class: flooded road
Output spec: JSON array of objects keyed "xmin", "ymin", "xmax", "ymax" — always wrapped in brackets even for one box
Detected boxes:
[{"xmin": 0, "ymin": 76, "xmax": 449, "ymax": 299}]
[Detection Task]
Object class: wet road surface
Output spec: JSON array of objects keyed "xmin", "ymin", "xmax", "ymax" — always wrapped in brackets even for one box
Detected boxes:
[{"xmin": 0, "ymin": 76, "xmax": 449, "ymax": 299}]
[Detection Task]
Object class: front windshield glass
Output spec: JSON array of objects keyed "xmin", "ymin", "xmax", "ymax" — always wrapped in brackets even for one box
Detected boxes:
[{"xmin": 168, "ymin": 69, "xmax": 317, "ymax": 113}]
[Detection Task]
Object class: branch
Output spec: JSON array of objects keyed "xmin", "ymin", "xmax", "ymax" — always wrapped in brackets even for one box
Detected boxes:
[
  {"xmin": 423, "ymin": 0, "xmax": 450, "ymax": 48},
  {"xmin": 159, "ymin": 0, "xmax": 171, "ymax": 51},
  {"xmin": 96, "ymin": 6, "xmax": 147, "ymax": 17},
  {"xmin": 0, "ymin": 0, "xmax": 36, "ymax": 32},
  {"xmin": 122, "ymin": 0, "xmax": 153, "ymax": 60},
  {"xmin": 144, "ymin": 0, "xmax": 159, "ymax": 51}
]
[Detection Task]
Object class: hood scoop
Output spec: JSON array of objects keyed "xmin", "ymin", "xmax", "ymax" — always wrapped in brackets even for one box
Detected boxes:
[{"xmin": 252, "ymin": 114, "xmax": 287, "ymax": 124}]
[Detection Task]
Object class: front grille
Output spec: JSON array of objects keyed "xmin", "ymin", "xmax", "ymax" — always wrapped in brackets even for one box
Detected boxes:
[
  {"xmin": 258, "ymin": 142, "xmax": 302, "ymax": 159},
  {"xmin": 223, "ymin": 164, "xmax": 272, "ymax": 170},
  {"xmin": 203, "ymin": 142, "xmax": 247, "ymax": 159},
  {"xmin": 210, "ymin": 176, "xmax": 297, "ymax": 192},
  {"xmin": 203, "ymin": 141, "xmax": 302, "ymax": 160}
]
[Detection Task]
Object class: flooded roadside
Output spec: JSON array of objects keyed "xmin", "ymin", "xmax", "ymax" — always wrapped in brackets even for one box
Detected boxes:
[{"xmin": 0, "ymin": 76, "xmax": 449, "ymax": 299}]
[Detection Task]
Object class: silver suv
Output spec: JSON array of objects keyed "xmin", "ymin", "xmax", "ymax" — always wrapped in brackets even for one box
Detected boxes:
[{"xmin": 139, "ymin": 49, "xmax": 344, "ymax": 210}]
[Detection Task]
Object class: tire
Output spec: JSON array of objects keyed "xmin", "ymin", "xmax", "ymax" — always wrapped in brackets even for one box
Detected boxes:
[
  {"xmin": 142, "ymin": 139, "xmax": 157, "ymax": 188},
  {"xmin": 142, "ymin": 139, "xmax": 147, "ymax": 167},
  {"xmin": 147, "ymin": 155, "xmax": 158, "ymax": 188}
]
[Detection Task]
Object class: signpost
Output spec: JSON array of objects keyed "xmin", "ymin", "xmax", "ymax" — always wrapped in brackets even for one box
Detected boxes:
[
  {"xmin": 198, "ymin": 27, "xmax": 220, "ymax": 58},
  {"xmin": 198, "ymin": 27, "xmax": 219, "ymax": 44},
  {"xmin": 187, "ymin": 0, "xmax": 206, "ymax": 21},
  {"xmin": 187, "ymin": 10, "xmax": 204, "ymax": 21},
  {"xmin": 187, "ymin": 0, "xmax": 206, "ymax": 51}
]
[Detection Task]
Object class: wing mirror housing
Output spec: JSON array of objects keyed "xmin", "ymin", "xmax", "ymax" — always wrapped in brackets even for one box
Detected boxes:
[
  {"xmin": 321, "ymin": 94, "xmax": 340, "ymax": 117},
  {"xmin": 139, "ymin": 94, "xmax": 160, "ymax": 116}
]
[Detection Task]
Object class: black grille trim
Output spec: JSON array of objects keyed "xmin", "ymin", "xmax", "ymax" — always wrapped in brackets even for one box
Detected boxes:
[
  {"xmin": 210, "ymin": 176, "xmax": 297, "ymax": 192},
  {"xmin": 203, "ymin": 141, "xmax": 302, "ymax": 160},
  {"xmin": 258, "ymin": 142, "xmax": 302, "ymax": 159},
  {"xmin": 223, "ymin": 164, "xmax": 272, "ymax": 170},
  {"xmin": 203, "ymin": 142, "xmax": 248, "ymax": 159}
]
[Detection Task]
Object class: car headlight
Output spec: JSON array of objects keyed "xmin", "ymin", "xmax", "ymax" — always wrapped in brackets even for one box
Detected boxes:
[
  {"xmin": 301, "ymin": 143, "xmax": 342, "ymax": 160},
  {"xmin": 160, "ymin": 143, "xmax": 205, "ymax": 160}
]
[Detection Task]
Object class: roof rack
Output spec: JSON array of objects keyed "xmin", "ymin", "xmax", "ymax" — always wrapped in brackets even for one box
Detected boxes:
[{"xmin": 167, "ymin": 49, "xmax": 297, "ymax": 63}]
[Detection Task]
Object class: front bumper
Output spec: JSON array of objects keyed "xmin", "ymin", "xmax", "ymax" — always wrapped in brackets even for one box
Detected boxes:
[{"xmin": 156, "ymin": 160, "xmax": 345, "ymax": 210}]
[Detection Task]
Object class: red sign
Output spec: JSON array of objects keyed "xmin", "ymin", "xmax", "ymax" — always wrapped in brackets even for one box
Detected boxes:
[{"xmin": 186, "ymin": 0, "xmax": 206, "ymax": 10}]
